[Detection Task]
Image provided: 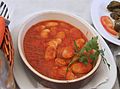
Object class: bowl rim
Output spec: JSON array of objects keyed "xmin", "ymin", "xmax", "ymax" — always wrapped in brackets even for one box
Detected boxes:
[{"xmin": 18, "ymin": 10, "xmax": 102, "ymax": 83}]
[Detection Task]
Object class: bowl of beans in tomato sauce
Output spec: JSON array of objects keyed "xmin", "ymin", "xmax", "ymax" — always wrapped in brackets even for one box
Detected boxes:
[{"xmin": 18, "ymin": 11, "xmax": 102, "ymax": 89}]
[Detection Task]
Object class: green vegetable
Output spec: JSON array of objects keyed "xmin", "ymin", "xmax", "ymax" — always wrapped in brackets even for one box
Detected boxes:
[
  {"xmin": 78, "ymin": 37, "xmax": 99, "ymax": 63},
  {"xmin": 66, "ymin": 36, "xmax": 110, "ymax": 72}
]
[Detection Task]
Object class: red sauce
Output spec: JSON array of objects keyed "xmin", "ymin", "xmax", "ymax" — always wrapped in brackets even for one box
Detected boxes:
[{"xmin": 24, "ymin": 20, "xmax": 91, "ymax": 80}]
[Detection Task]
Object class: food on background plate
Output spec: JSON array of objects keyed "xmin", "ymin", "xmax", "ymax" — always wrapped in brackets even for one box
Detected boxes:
[
  {"xmin": 110, "ymin": 11, "xmax": 120, "ymax": 20},
  {"xmin": 23, "ymin": 20, "xmax": 102, "ymax": 80},
  {"xmin": 107, "ymin": 1, "xmax": 120, "ymax": 12},
  {"xmin": 114, "ymin": 19, "xmax": 120, "ymax": 32},
  {"xmin": 100, "ymin": 16, "xmax": 118, "ymax": 35},
  {"xmin": 101, "ymin": 1, "xmax": 120, "ymax": 39}
]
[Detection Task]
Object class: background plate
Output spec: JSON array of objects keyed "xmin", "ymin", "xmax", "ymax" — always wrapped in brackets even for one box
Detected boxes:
[{"xmin": 91, "ymin": 0, "xmax": 120, "ymax": 46}]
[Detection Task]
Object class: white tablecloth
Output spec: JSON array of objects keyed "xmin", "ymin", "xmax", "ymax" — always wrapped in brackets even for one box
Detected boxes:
[{"xmin": 4, "ymin": 0, "xmax": 119, "ymax": 89}]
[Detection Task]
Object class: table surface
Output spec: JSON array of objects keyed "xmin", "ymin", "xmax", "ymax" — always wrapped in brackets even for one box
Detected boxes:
[{"xmin": 3, "ymin": 0, "xmax": 119, "ymax": 89}]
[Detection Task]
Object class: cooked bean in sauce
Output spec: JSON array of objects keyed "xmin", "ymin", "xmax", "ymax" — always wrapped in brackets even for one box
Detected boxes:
[{"xmin": 24, "ymin": 20, "xmax": 93, "ymax": 80}]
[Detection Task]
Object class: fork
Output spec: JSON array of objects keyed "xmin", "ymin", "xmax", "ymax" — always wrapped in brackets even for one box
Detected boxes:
[
  {"xmin": 114, "ymin": 47, "xmax": 120, "ymax": 87},
  {"xmin": 0, "ymin": 1, "xmax": 10, "ymax": 25},
  {"xmin": 107, "ymin": 42, "xmax": 120, "ymax": 87}
]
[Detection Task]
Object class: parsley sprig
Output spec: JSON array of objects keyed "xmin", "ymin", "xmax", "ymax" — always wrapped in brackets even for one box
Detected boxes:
[
  {"xmin": 67, "ymin": 36, "xmax": 110, "ymax": 72},
  {"xmin": 77, "ymin": 36, "xmax": 100, "ymax": 64}
]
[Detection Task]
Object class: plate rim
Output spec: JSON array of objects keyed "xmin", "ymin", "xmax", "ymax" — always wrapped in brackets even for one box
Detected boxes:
[{"xmin": 14, "ymin": 11, "xmax": 117, "ymax": 89}]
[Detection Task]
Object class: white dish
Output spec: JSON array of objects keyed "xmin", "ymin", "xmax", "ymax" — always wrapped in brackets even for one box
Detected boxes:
[
  {"xmin": 13, "ymin": 11, "xmax": 117, "ymax": 89},
  {"xmin": 18, "ymin": 11, "xmax": 102, "ymax": 86},
  {"xmin": 91, "ymin": 0, "xmax": 120, "ymax": 46}
]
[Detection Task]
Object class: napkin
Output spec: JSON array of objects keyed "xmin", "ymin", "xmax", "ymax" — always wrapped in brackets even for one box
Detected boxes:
[{"xmin": 0, "ymin": 0, "xmax": 14, "ymax": 20}]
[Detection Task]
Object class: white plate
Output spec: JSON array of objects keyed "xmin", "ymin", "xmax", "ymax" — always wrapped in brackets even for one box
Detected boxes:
[
  {"xmin": 91, "ymin": 0, "xmax": 120, "ymax": 46},
  {"xmin": 13, "ymin": 13, "xmax": 117, "ymax": 89}
]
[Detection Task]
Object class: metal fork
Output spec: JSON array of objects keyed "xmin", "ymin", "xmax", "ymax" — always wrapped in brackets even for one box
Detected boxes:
[
  {"xmin": 0, "ymin": 1, "xmax": 10, "ymax": 25},
  {"xmin": 114, "ymin": 47, "xmax": 120, "ymax": 87},
  {"xmin": 107, "ymin": 42, "xmax": 120, "ymax": 87}
]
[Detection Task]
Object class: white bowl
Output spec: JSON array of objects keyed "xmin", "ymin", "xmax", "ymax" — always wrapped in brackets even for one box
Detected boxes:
[{"xmin": 18, "ymin": 10, "xmax": 101, "ymax": 89}]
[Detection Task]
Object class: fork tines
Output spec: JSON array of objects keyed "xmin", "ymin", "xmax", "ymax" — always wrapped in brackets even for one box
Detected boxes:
[{"xmin": 0, "ymin": 1, "xmax": 9, "ymax": 19}]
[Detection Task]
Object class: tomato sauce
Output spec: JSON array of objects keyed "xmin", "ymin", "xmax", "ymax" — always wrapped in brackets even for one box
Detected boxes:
[{"xmin": 24, "ymin": 20, "xmax": 90, "ymax": 80}]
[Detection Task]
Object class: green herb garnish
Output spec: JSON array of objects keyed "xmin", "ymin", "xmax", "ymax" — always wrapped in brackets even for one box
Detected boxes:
[{"xmin": 66, "ymin": 36, "xmax": 110, "ymax": 72}]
